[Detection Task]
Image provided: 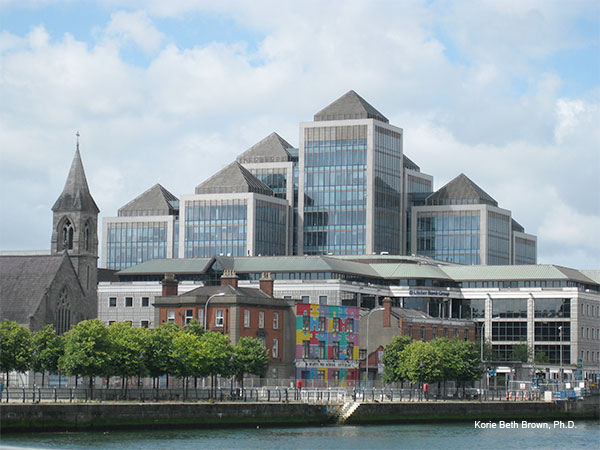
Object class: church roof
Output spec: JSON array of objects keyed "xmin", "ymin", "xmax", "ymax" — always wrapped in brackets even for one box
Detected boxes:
[
  {"xmin": 314, "ymin": 90, "xmax": 389, "ymax": 123},
  {"xmin": 118, "ymin": 184, "xmax": 179, "ymax": 217},
  {"xmin": 195, "ymin": 161, "xmax": 274, "ymax": 196},
  {"xmin": 0, "ymin": 255, "xmax": 67, "ymax": 326},
  {"xmin": 236, "ymin": 132, "xmax": 294, "ymax": 164},
  {"xmin": 426, "ymin": 173, "xmax": 498, "ymax": 207},
  {"xmin": 52, "ymin": 148, "xmax": 99, "ymax": 213}
]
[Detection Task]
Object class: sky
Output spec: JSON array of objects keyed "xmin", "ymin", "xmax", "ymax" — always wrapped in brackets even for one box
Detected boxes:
[{"xmin": 1, "ymin": 0, "xmax": 599, "ymax": 270}]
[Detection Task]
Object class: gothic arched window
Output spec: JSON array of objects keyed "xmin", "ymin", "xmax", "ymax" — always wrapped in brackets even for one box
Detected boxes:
[
  {"xmin": 84, "ymin": 222, "xmax": 90, "ymax": 252},
  {"xmin": 56, "ymin": 287, "xmax": 71, "ymax": 335},
  {"xmin": 62, "ymin": 220, "xmax": 74, "ymax": 250}
]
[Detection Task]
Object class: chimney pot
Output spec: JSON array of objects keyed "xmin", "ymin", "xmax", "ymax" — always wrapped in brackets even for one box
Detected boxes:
[
  {"xmin": 161, "ymin": 273, "xmax": 178, "ymax": 296},
  {"xmin": 259, "ymin": 272, "xmax": 274, "ymax": 297}
]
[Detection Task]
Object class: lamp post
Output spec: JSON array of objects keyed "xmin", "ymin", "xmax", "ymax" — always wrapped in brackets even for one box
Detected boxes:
[
  {"xmin": 204, "ymin": 292, "xmax": 226, "ymax": 330},
  {"xmin": 364, "ymin": 307, "xmax": 384, "ymax": 389},
  {"xmin": 558, "ymin": 325, "xmax": 563, "ymax": 383}
]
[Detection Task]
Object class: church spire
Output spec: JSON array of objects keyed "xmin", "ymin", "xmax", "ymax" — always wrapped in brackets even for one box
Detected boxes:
[{"xmin": 52, "ymin": 133, "xmax": 99, "ymax": 214}]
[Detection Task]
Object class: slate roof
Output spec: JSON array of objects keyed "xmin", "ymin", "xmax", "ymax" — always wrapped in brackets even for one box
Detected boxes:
[
  {"xmin": 314, "ymin": 90, "xmax": 389, "ymax": 123},
  {"xmin": 426, "ymin": 173, "xmax": 497, "ymax": 206},
  {"xmin": 403, "ymin": 154, "xmax": 420, "ymax": 171},
  {"xmin": 52, "ymin": 149, "xmax": 99, "ymax": 213},
  {"xmin": 117, "ymin": 258, "xmax": 214, "ymax": 275},
  {"xmin": 441, "ymin": 265, "xmax": 598, "ymax": 284},
  {"xmin": 236, "ymin": 132, "xmax": 294, "ymax": 164},
  {"xmin": 118, "ymin": 184, "xmax": 179, "ymax": 217},
  {"xmin": 195, "ymin": 162, "xmax": 274, "ymax": 196},
  {"xmin": 0, "ymin": 255, "xmax": 66, "ymax": 325}
]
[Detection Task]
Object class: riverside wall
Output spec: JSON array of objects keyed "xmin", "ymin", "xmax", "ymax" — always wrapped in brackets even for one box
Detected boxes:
[{"xmin": 1, "ymin": 397, "xmax": 598, "ymax": 433}]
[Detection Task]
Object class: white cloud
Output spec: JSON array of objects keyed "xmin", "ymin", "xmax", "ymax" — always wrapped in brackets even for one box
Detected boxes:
[{"xmin": 104, "ymin": 10, "xmax": 164, "ymax": 54}]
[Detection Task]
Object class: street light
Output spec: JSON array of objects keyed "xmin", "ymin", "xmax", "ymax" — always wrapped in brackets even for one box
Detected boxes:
[
  {"xmin": 558, "ymin": 325, "xmax": 563, "ymax": 383},
  {"xmin": 204, "ymin": 292, "xmax": 226, "ymax": 330},
  {"xmin": 364, "ymin": 307, "xmax": 384, "ymax": 389}
]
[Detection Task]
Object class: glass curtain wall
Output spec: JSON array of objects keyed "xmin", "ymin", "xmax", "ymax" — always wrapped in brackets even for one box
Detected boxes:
[
  {"xmin": 106, "ymin": 221, "xmax": 168, "ymax": 270},
  {"xmin": 515, "ymin": 236, "xmax": 536, "ymax": 264},
  {"xmin": 183, "ymin": 199, "xmax": 247, "ymax": 257},
  {"xmin": 488, "ymin": 211, "xmax": 510, "ymax": 264},
  {"xmin": 373, "ymin": 126, "xmax": 402, "ymax": 254},
  {"xmin": 417, "ymin": 210, "xmax": 481, "ymax": 264},
  {"xmin": 255, "ymin": 200, "xmax": 287, "ymax": 256},
  {"xmin": 303, "ymin": 125, "xmax": 367, "ymax": 255}
]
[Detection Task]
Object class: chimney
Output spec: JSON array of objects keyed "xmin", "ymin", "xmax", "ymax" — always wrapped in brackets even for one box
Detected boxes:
[
  {"xmin": 383, "ymin": 297, "xmax": 392, "ymax": 328},
  {"xmin": 259, "ymin": 272, "xmax": 274, "ymax": 297},
  {"xmin": 221, "ymin": 269, "xmax": 239, "ymax": 288},
  {"xmin": 161, "ymin": 273, "xmax": 178, "ymax": 296}
]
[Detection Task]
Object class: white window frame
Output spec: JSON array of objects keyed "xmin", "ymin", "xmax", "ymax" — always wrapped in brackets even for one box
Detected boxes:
[
  {"xmin": 258, "ymin": 311, "xmax": 265, "ymax": 329},
  {"xmin": 273, "ymin": 312, "xmax": 279, "ymax": 330},
  {"xmin": 141, "ymin": 297, "xmax": 149, "ymax": 307},
  {"xmin": 125, "ymin": 297, "xmax": 133, "ymax": 307},
  {"xmin": 109, "ymin": 297, "xmax": 117, "ymax": 307},
  {"xmin": 185, "ymin": 309, "xmax": 194, "ymax": 325},
  {"xmin": 244, "ymin": 310, "xmax": 250, "ymax": 328},
  {"xmin": 215, "ymin": 309, "xmax": 224, "ymax": 327},
  {"xmin": 272, "ymin": 338, "xmax": 279, "ymax": 358},
  {"xmin": 167, "ymin": 310, "xmax": 175, "ymax": 323}
]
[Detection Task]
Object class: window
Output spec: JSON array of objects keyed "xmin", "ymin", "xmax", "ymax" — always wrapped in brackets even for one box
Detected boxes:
[
  {"xmin": 420, "ymin": 326, "xmax": 425, "ymax": 340},
  {"xmin": 284, "ymin": 296, "xmax": 291, "ymax": 300},
  {"xmin": 109, "ymin": 297, "xmax": 117, "ymax": 307},
  {"xmin": 141, "ymin": 320, "xmax": 149, "ymax": 328},
  {"xmin": 407, "ymin": 325, "xmax": 412, "ymax": 338},
  {"xmin": 301, "ymin": 296, "xmax": 310, "ymax": 302},
  {"xmin": 141, "ymin": 297, "xmax": 149, "ymax": 307},
  {"xmin": 432, "ymin": 327, "xmax": 437, "ymax": 339},
  {"xmin": 444, "ymin": 327, "xmax": 448, "ymax": 337},
  {"xmin": 272, "ymin": 339, "xmax": 279, "ymax": 358},
  {"xmin": 273, "ymin": 312, "xmax": 279, "ymax": 329},
  {"xmin": 347, "ymin": 343, "xmax": 354, "ymax": 360},
  {"xmin": 464, "ymin": 329, "xmax": 469, "ymax": 341},
  {"xmin": 302, "ymin": 340, "xmax": 310, "ymax": 358},
  {"xmin": 359, "ymin": 349, "xmax": 367, "ymax": 360},
  {"xmin": 216, "ymin": 309, "xmax": 224, "ymax": 327},
  {"xmin": 244, "ymin": 310, "xmax": 250, "ymax": 328},
  {"xmin": 319, "ymin": 316, "xmax": 326, "ymax": 332},
  {"xmin": 61, "ymin": 219, "xmax": 74, "ymax": 250},
  {"xmin": 197, "ymin": 309, "xmax": 204, "ymax": 326},
  {"xmin": 333, "ymin": 318, "xmax": 340, "ymax": 332},
  {"xmin": 108, "ymin": 321, "xmax": 115, "ymax": 325},
  {"xmin": 302, "ymin": 314, "xmax": 310, "ymax": 331},
  {"xmin": 319, "ymin": 295, "xmax": 327, "ymax": 305},
  {"xmin": 453, "ymin": 328, "xmax": 458, "ymax": 337},
  {"xmin": 167, "ymin": 310, "xmax": 175, "ymax": 323},
  {"xmin": 319, "ymin": 341, "xmax": 326, "ymax": 359},
  {"xmin": 347, "ymin": 318, "xmax": 354, "ymax": 333},
  {"xmin": 185, "ymin": 309, "xmax": 194, "ymax": 325},
  {"xmin": 259, "ymin": 311, "xmax": 265, "ymax": 329},
  {"xmin": 125, "ymin": 297, "xmax": 133, "ymax": 307},
  {"xmin": 332, "ymin": 342, "xmax": 339, "ymax": 359}
]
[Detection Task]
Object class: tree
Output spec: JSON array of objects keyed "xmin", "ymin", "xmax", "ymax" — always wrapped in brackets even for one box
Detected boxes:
[
  {"xmin": 107, "ymin": 322, "xmax": 148, "ymax": 393},
  {"xmin": 201, "ymin": 331, "xmax": 233, "ymax": 397},
  {"xmin": 59, "ymin": 319, "xmax": 111, "ymax": 396},
  {"xmin": 185, "ymin": 319, "xmax": 205, "ymax": 338},
  {"xmin": 31, "ymin": 324, "xmax": 64, "ymax": 387},
  {"xmin": 381, "ymin": 335, "xmax": 412, "ymax": 383},
  {"xmin": 0, "ymin": 320, "xmax": 32, "ymax": 387},
  {"xmin": 232, "ymin": 337, "xmax": 269, "ymax": 389},
  {"xmin": 171, "ymin": 332, "xmax": 208, "ymax": 398},
  {"xmin": 448, "ymin": 339, "xmax": 482, "ymax": 393},
  {"xmin": 145, "ymin": 322, "xmax": 182, "ymax": 388},
  {"xmin": 533, "ymin": 350, "xmax": 549, "ymax": 364},
  {"xmin": 510, "ymin": 343, "xmax": 530, "ymax": 363},
  {"xmin": 401, "ymin": 340, "xmax": 445, "ymax": 385}
]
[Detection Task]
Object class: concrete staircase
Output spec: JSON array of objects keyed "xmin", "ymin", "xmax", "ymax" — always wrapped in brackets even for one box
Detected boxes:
[{"xmin": 333, "ymin": 401, "xmax": 361, "ymax": 424}]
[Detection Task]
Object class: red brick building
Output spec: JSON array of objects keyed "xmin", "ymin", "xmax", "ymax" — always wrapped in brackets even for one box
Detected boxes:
[{"xmin": 153, "ymin": 271, "xmax": 296, "ymax": 379}]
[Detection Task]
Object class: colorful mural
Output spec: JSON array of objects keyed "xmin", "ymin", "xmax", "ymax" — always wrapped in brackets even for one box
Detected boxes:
[{"xmin": 295, "ymin": 304, "xmax": 360, "ymax": 385}]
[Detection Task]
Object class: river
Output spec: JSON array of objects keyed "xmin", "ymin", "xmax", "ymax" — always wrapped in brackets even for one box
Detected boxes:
[{"xmin": 1, "ymin": 421, "xmax": 598, "ymax": 449}]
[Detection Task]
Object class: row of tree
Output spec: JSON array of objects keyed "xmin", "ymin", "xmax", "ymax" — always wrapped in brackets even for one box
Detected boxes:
[
  {"xmin": 0, "ymin": 319, "xmax": 269, "ymax": 395},
  {"xmin": 381, "ymin": 336, "xmax": 481, "ymax": 387}
]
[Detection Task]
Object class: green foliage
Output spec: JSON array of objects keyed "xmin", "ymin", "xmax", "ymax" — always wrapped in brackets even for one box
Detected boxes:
[
  {"xmin": 381, "ymin": 335, "xmax": 412, "ymax": 383},
  {"xmin": 107, "ymin": 322, "xmax": 148, "ymax": 380},
  {"xmin": 184, "ymin": 319, "xmax": 205, "ymax": 338},
  {"xmin": 59, "ymin": 319, "xmax": 111, "ymax": 379},
  {"xmin": 145, "ymin": 322, "xmax": 182, "ymax": 379},
  {"xmin": 232, "ymin": 337, "xmax": 270, "ymax": 381},
  {"xmin": 200, "ymin": 331, "xmax": 234, "ymax": 378},
  {"xmin": 533, "ymin": 350, "xmax": 549, "ymax": 364},
  {"xmin": 477, "ymin": 338, "xmax": 495, "ymax": 361},
  {"xmin": 401, "ymin": 340, "xmax": 445, "ymax": 384},
  {"xmin": 0, "ymin": 320, "xmax": 33, "ymax": 383},
  {"xmin": 31, "ymin": 324, "xmax": 64, "ymax": 376},
  {"xmin": 171, "ymin": 332, "xmax": 208, "ymax": 380},
  {"xmin": 510, "ymin": 343, "xmax": 530, "ymax": 363},
  {"xmin": 448, "ymin": 339, "xmax": 482, "ymax": 382}
]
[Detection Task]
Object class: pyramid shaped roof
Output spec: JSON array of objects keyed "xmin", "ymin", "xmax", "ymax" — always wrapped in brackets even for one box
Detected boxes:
[
  {"xmin": 236, "ymin": 132, "xmax": 294, "ymax": 164},
  {"xmin": 426, "ymin": 173, "xmax": 497, "ymax": 206},
  {"xmin": 314, "ymin": 90, "xmax": 389, "ymax": 123},
  {"xmin": 195, "ymin": 161, "xmax": 274, "ymax": 196},
  {"xmin": 118, "ymin": 184, "xmax": 179, "ymax": 217},
  {"xmin": 52, "ymin": 148, "xmax": 99, "ymax": 213}
]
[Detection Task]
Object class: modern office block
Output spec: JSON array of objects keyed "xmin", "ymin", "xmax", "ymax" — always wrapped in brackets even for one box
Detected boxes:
[
  {"xmin": 180, "ymin": 161, "xmax": 289, "ymax": 258},
  {"xmin": 299, "ymin": 90, "xmax": 404, "ymax": 255}
]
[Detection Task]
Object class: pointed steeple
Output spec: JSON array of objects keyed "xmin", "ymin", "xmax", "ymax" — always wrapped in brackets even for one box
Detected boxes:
[
  {"xmin": 314, "ymin": 90, "xmax": 389, "ymax": 123},
  {"xmin": 52, "ymin": 135, "xmax": 99, "ymax": 214}
]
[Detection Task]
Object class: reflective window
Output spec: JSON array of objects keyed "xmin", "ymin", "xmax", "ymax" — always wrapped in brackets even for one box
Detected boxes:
[
  {"xmin": 106, "ymin": 220, "xmax": 168, "ymax": 270},
  {"xmin": 534, "ymin": 298, "xmax": 570, "ymax": 318},
  {"xmin": 492, "ymin": 299, "xmax": 527, "ymax": 318},
  {"xmin": 492, "ymin": 322, "xmax": 527, "ymax": 341}
]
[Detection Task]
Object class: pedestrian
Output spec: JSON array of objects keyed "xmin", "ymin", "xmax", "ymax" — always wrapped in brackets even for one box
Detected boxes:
[{"xmin": 423, "ymin": 382, "xmax": 429, "ymax": 401}]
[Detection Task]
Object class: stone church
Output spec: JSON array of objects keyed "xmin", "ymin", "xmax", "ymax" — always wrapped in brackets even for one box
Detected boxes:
[{"xmin": 0, "ymin": 139, "xmax": 99, "ymax": 333}]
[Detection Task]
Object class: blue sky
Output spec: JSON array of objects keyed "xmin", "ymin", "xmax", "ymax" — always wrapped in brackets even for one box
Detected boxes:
[{"xmin": 1, "ymin": 0, "xmax": 599, "ymax": 269}]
